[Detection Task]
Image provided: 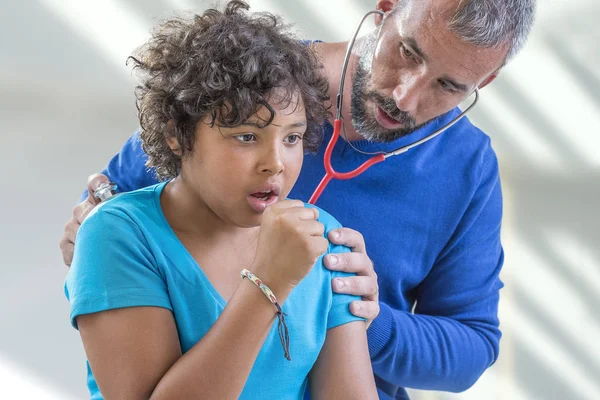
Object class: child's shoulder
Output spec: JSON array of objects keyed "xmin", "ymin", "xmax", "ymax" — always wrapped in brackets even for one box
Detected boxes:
[{"xmin": 85, "ymin": 182, "xmax": 165, "ymax": 227}]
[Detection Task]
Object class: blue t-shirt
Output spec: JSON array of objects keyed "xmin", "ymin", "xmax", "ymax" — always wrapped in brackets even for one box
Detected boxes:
[{"xmin": 66, "ymin": 181, "xmax": 362, "ymax": 400}]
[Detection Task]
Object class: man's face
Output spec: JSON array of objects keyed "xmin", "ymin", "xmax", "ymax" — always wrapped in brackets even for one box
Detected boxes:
[{"xmin": 351, "ymin": 0, "xmax": 508, "ymax": 142}]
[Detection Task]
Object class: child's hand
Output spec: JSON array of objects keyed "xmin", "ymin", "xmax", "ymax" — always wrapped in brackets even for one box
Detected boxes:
[{"xmin": 250, "ymin": 200, "xmax": 328, "ymax": 298}]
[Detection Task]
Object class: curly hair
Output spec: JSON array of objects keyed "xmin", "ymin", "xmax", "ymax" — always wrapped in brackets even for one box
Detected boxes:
[{"xmin": 127, "ymin": 0, "xmax": 331, "ymax": 180}]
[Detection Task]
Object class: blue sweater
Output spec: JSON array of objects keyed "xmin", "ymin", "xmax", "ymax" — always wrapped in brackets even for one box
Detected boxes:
[{"xmin": 85, "ymin": 108, "xmax": 503, "ymax": 399}]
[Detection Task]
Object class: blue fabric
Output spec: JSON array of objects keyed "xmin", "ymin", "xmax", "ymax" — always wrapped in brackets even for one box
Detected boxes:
[
  {"xmin": 66, "ymin": 181, "xmax": 362, "ymax": 399},
  {"xmin": 82, "ymin": 107, "xmax": 504, "ymax": 399}
]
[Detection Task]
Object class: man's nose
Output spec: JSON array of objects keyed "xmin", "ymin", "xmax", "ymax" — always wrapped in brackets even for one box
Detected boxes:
[{"xmin": 392, "ymin": 76, "xmax": 424, "ymax": 114}]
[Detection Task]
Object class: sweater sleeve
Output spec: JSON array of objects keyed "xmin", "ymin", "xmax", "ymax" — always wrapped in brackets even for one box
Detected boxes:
[
  {"xmin": 367, "ymin": 146, "xmax": 504, "ymax": 392},
  {"xmin": 78, "ymin": 130, "xmax": 158, "ymax": 202}
]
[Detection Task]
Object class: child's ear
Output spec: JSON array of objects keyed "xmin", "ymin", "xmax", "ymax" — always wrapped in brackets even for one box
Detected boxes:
[
  {"xmin": 166, "ymin": 136, "xmax": 182, "ymax": 156},
  {"xmin": 165, "ymin": 120, "xmax": 182, "ymax": 156}
]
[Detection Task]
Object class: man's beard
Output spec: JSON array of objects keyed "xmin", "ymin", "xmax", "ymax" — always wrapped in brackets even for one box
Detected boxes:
[{"xmin": 350, "ymin": 62, "xmax": 427, "ymax": 143}]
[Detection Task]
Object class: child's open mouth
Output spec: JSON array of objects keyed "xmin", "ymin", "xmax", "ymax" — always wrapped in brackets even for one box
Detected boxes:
[{"xmin": 247, "ymin": 189, "xmax": 280, "ymax": 212}]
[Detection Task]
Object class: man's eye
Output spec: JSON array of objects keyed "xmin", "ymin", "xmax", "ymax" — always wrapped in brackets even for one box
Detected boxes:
[
  {"xmin": 401, "ymin": 44, "xmax": 416, "ymax": 61},
  {"xmin": 284, "ymin": 134, "xmax": 302, "ymax": 144},
  {"xmin": 438, "ymin": 80, "xmax": 457, "ymax": 93},
  {"xmin": 234, "ymin": 133, "xmax": 256, "ymax": 142}
]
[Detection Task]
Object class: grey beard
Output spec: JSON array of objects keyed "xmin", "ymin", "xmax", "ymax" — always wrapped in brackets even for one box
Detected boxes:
[{"xmin": 350, "ymin": 63, "xmax": 428, "ymax": 142}]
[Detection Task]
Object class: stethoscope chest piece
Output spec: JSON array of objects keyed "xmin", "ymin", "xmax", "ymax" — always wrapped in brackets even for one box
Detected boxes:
[{"xmin": 94, "ymin": 182, "xmax": 118, "ymax": 202}]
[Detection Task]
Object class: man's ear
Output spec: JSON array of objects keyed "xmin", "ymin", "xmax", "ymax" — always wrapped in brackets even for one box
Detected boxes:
[
  {"xmin": 165, "ymin": 120, "xmax": 182, "ymax": 156},
  {"xmin": 478, "ymin": 70, "xmax": 500, "ymax": 90},
  {"xmin": 374, "ymin": 0, "xmax": 398, "ymax": 26}
]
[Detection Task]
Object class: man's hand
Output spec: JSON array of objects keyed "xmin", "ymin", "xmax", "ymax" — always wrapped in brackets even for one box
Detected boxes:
[
  {"xmin": 324, "ymin": 228, "xmax": 379, "ymax": 328},
  {"xmin": 59, "ymin": 174, "xmax": 110, "ymax": 267}
]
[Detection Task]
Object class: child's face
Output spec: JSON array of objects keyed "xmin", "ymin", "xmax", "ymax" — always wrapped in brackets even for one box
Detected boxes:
[{"xmin": 178, "ymin": 94, "xmax": 307, "ymax": 228}]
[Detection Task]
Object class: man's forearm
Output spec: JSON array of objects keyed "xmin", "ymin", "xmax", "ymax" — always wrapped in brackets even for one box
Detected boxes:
[{"xmin": 367, "ymin": 302, "xmax": 500, "ymax": 392}]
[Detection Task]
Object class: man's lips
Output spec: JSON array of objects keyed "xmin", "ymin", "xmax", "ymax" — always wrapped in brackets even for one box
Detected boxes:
[{"xmin": 374, "ymin": 106, "xmax": 402, "ymax": 129}]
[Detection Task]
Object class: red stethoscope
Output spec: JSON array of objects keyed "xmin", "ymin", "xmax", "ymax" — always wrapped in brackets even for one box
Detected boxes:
[{"xmin": 307, "ymin": 10, "xmax": 479, "ymax": 204}]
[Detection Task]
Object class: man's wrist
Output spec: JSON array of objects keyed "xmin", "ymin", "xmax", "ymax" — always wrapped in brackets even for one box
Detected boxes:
[{"xmin": 367, "ymin": 301, "xmax": 394, "ymax": 358}]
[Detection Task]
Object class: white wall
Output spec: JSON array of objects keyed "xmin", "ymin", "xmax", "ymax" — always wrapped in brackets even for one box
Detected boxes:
[{"xmin": 1, "ymin": 0, "xmax": 598, "ymax": 398}]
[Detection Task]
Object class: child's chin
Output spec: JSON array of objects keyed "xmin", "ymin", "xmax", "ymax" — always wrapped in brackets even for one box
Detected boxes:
[{"xmin": 234, "ymin": 214, "xmax": 263, "ymax": 229}]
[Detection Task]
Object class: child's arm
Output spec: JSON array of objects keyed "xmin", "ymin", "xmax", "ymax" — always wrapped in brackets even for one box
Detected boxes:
[
  {"xmin": 305, "ymin": 208, "xmax": 378, "ymax": 399},
  {"xmin": 308, "ymin": 321, "xmax": 378, "ymax": 399},
  {"xmin": 77, "ymin": 279, "xmax": 287, "ymax": 400}
]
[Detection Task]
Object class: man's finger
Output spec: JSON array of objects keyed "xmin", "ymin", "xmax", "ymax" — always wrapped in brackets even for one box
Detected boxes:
[
  {"xmin": 332, "ymin": 276, "xmax": 378, "ymax": 298},
  {"xmin": 59, "ymin": 226, "xmax": 75, "ymax": 267},
  {"xmin": 349, "ymin": 300, "xmax": 380, "ymax": 328},
  {"xmin": 60, "ymin": 241, "xmax": 74, "ymax": 267},
  {"xmin": 73, "ymin": 201, "xmax": 94, "ymax": 224},
  {"xmin": 324, "ymin": 252, "xmax": 373, "ymax": 275},
  {"xmin": 60, "ymin": 219, "xmax": 79, "ymax": 267},
  {"xmin": 86, "ymin": 174, "xmax": 111, "ymax": 206},
  {"xmin": 67, "ymin": 219, "xmax": 78, "ymax": 239},
  {"xmin": 327, "ymin": 227, "xmax": 366, "ymax": 253}
]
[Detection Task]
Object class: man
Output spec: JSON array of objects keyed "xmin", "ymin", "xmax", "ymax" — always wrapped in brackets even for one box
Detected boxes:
[{"xmin": 60, "ymin": 0, "xmax": 535, "ymax": 398}]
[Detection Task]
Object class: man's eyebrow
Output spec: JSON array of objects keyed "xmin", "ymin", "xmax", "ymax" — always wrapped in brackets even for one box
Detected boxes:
[
  {"xmin": 402, "ymin": 37, "xmax": 469, "ymax": 92},
  {"xmin": 440, "ymin": 75, "xmax": 469, "ymax": 92},
  {"xmin": 404, "ymin": 37, "xmax": 427, "ymax": 62}
]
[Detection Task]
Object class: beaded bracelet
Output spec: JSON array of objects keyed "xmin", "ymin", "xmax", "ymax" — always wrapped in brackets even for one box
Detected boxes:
[{"xmin": 241, "ymin": 268, "xmax": 291, "ymax": 361}]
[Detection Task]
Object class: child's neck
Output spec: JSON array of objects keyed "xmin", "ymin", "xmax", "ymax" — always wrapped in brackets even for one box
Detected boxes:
[{"xmin": 160, "ymin": 178, "xmax": 259, "ymax": 301}]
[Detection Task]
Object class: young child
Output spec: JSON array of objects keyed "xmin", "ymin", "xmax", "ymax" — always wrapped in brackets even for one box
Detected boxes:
[{"xmin": 65, "ymin": 1, "xmax": 378, "ymax": 399}]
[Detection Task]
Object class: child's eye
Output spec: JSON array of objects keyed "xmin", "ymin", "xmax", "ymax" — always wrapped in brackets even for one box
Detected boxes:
[
  {"xmin": 234, "ymin": 133, "xmax": 257, "ymax": 143},
  {"xmin": 284, "ymin": 134, "xmax": 303, "ymax": 145}
]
